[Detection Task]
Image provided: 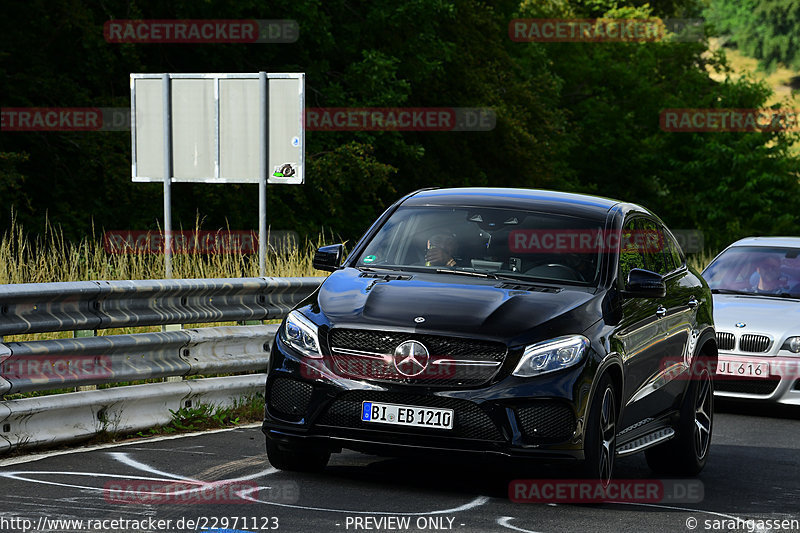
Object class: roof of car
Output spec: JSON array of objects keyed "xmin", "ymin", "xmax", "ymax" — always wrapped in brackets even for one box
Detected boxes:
[
  {"xmin": 728, "ymin": 236, "xmax": 800, "ymax": 248},
  {"xmin": 403, "ymin": 188, "xmax": 625, "ymax": 218}
]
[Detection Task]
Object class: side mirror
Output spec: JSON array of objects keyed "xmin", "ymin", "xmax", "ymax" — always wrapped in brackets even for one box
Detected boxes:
[
  {"xmin": 622, "ymin": 268, "xmax": 666, "ymax": 298},
  {"xmin": 313, "ymin": 244, "xmax": 344, "ymax": 272}
]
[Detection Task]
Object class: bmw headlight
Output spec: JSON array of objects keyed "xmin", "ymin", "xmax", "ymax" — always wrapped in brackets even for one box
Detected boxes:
[
  {"xmin": 513, "ymin": 335, "xmax": 590, "ymax": 377},
  {"xmin": 781, "ymin": 336, "xmax": 800, "ymax": 354},
  {"xmin": 282, "ymin": 310, "xmax": 322, "ymax": 358}
]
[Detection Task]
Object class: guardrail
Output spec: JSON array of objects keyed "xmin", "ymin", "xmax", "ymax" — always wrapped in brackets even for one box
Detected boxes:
[{"xmin": 0, "ymin": 277, "xmax": 324, "ymax": 453}]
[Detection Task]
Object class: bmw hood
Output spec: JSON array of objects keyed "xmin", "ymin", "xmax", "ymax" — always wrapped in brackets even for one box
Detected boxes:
[
  {"xmin": 713, "ymin": 294, "xmax": 800, "ymax": 333},
  {"xmin": 312, "ymin": 268, "xmax": 601, "ymax": 344}
]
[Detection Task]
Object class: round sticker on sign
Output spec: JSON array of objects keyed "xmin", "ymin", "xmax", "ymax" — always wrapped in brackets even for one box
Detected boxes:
[
  {"xmin": 272, "ymin": 163, "xmax": 296, "ymax": 178},
  {"xmin": 291, "ymin": 136, "xmax": 300, "ymax": 147},
  {"xmin": 363, "ymin": 255, "xmax": 377, "ymax": 263}
]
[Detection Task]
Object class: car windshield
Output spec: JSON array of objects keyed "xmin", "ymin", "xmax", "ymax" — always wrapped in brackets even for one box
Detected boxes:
[
  {"xmin": 356, "ymin": 206, "xmax": 605, "ymax": 286},
  {"xmin": 702, "ymin": 246, "xmax": 800, "ymax": 298}
]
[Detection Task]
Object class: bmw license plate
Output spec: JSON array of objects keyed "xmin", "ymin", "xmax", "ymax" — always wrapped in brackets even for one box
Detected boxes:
[
  {"xmin": 361, "ymin": 401, "xmax": 454, "ymax": 430},
  {"xmin": 717, "ymin": 359, "xmax": 770, "ymax": 379}
]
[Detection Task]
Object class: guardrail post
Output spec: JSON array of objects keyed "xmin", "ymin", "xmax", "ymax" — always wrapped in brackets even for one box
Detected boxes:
[
  {"xmin": 74, "ymin": 329, "xmax": 98, "ymax": 392},
  {"xmin": 162, "ymin": 324, "xmax": 183, "ymax": 382}
]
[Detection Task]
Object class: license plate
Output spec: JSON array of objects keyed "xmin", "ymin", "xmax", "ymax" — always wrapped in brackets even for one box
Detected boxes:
[
  {"xmin": 361, "ymin": 401, "xmax": 454, "ymax": 430},
  {"xmin": 717, "ymin": 360, "xmax": 770, "ymax": 379}
]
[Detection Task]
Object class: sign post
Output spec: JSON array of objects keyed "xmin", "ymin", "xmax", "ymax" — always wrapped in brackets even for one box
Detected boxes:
[
  {"xmin": 259, "ymin": 71, "xmax": 268, "ymax": 276},
  {"xmin": 161, "ymin": 73, "xmax": 173, "ymax": 278},
  {"xmin": 130, "ymin": 72, "xmax": 305, "ymax": 277}
]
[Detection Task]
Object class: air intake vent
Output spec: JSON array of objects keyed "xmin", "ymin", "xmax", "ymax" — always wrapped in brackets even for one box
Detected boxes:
[
  {"xmin": 716, "ymin": 378, "xmax": 780, "ymax": 395},
  {"xmin": 716, "ymin": 332, "xmax": 735, "ymax": 351},
  {"xmin": 496, "ymin": 283, "xmax": 560, "ymax": 293},
  {"xmin": 516, "ymin": 402, "xmax": 575, "ymax": 442},
  {"xmin": 268, "ymin": 378, "xmax": 313, "ymax": 422},
  {"xmin": 358, "ymin": 272, "xmax": 412, "ymax": 281}
]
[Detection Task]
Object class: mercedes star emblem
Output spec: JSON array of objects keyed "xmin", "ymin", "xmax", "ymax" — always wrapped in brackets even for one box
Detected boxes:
[{"xmin": 393, "ymin": 340, "xmax": 430, "ymax": 377}]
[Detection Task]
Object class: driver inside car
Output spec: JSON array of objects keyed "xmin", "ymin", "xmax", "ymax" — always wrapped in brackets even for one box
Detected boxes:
[
  {"xmin": 425, "ymin": 233, "xmax": 458, "ymax": 267},
  {"xmin": 751, "ymin": 256, "xmax": 789, "ymax": 293}
]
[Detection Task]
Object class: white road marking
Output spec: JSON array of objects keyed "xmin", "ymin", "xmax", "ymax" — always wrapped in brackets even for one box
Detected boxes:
[
  {"xmin": 0, "ymin": 467, "xmax": 278, "ymax": 498},
  {"xmin": 497, "ymin": 516, "xmax": 545, "ymax": 533},
  {"xmin": 0, "ymin": 423, "xmax": 261, "ymax": 466},
  {"xmin": 609, "ymin": 501, "xmax": 750, "ymax": 521},
  {"xmin": 109, "ymin": 452, "xmax": 196, "ymax": 481}
]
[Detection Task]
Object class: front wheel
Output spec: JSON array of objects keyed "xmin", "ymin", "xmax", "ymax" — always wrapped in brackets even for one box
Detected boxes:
[
  {"xmin": 646, "ymin": 363, "xmax": 713, "ymax": 476},
  {"xmin": 583, "ymin": 374, "xmax": 617, "ymax": 485},
  {"xmin": 266, "ymin": 437, "xmax": 330, "ymax": 473}
]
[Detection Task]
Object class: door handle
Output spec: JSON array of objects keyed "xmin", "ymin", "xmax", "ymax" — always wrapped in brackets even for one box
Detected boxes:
[
  {"xmin": 656, "ymin": 305, "xmax": 667, "ymax": 318},
  {"xmin": 687, "ymin": 297, "xmax": 699, "ymax": 309}
]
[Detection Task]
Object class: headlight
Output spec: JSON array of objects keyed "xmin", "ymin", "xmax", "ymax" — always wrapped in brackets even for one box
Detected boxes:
[
  {"xmin": 282, "ymin": 310, "xmax": 322, "ymax": 358},
  {"xmin": 513, "ymin": 335, "xmax": 590, "ymax": 377},
  {"xmin": 781, "ymin": 336, "xmax": 800, "ymax": 354}
]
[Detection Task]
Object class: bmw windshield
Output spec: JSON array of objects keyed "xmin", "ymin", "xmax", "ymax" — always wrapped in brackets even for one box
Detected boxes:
[
  {"xmin": 703, "ymin": 246, "xmax": 800, "ymax": 298},
  {"xmin": 356, "ymin": 206, "xmax": 605, "ymax": 286}
]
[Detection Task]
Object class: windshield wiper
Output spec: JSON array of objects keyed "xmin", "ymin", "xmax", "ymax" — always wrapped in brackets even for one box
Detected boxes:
[
  {"xmin": 434, "ymin": 268, "xmax": 498, "ymax": 279},
  {"xmin": 357, "ymin": 265, "xmax": 408, "ymax": 272},
  {"xmin": 711, "ymin": 288, "xmax": 755, "ymax": 296},
  {"xmin": 711, "ymin": 288, "xmax": 799, "ymax": 298}
]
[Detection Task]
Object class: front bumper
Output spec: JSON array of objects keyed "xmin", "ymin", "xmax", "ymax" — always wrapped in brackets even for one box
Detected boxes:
[
  {"xmin": 261, "ymin": 335, "xmax": 595, "ymax": 461},
  {"xmin": 714, "ymin": 353, "xmax": 800, "ymax": 405}
]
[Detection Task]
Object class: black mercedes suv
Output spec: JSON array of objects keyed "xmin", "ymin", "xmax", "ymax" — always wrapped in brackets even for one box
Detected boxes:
[{"xmin": 262, "ymin": 188, "xmax": 717, "ymax": 482}]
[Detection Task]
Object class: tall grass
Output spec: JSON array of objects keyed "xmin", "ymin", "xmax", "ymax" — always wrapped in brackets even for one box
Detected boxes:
[
  {"xmin": 1, "ymin": 218, "xmax": 327, "ymax": 284},
  {"xmin": 687, "ymin": 251, "xmax": 715, "ymax": 273},
  {"xmin": 1, "ymin": 217, "xmax": 715, "ymax": 284}
]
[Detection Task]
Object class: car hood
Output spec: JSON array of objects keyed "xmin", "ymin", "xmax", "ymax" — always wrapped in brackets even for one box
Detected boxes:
[
  {"xmin": 713, "ymin": 294, "xmax": 800, "ymax": 333},
  {"xmin": 313, "ymin": 268, "xmax": 602, "ymax": 344}
]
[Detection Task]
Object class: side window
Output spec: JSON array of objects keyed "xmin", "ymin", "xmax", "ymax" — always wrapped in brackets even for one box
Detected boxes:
[
  {"xmin": 664, "ymin": 230, "xmax": 685, "ymax": 270},
  {"xmin": 618, "ymin": 218, "xmax": 645, "ymax": 284},
  {"xmin": 639, "ymin": 219, "xmax": 670, "ymax": 275}
]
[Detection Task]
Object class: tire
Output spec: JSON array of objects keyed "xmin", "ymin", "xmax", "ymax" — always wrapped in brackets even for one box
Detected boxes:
[
  {"xmin": 266, "ymin": 437, "xmax": 330, "ymax": 473},
  {"xmin": 645, "ymin": 361, "xmax": 713, "ymax": 476},
  {"xmin": 583, "ymin": 374, "xmax": 617, "ymax": 485}
]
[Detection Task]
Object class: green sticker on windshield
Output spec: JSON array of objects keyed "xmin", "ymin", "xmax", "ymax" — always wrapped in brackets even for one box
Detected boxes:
[{"xmin": 363, "ymin": 255, "xmax": 377, "ymax": 263}]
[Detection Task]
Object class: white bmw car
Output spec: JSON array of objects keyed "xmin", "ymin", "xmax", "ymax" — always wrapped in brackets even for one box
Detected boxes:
[{"xmin": 702, "ymin": 237, "xmax": 800, "ymax": 405}]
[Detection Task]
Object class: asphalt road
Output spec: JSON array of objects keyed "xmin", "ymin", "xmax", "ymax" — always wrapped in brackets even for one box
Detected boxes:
[{"xmin": 0, "ymin": 401, "xmax": 797, "ymax": 533}]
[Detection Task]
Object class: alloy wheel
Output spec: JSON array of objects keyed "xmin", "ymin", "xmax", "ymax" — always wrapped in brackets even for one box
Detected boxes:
[
  {"xmin": 694, "ymin": 369, "xmax": 712, "ymax": 460},
  {"xmin": 599, "ymin": 386, "xmax": 616, "ymax": 486}
]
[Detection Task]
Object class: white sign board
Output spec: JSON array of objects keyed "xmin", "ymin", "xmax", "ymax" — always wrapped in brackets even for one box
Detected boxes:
[{"xmin": 130, "ymin": 73, "xmax": 304, "ymax": 184}]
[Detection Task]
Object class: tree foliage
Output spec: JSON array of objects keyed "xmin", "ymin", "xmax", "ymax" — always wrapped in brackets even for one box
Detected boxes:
[
  {"xmin": 1, "ymin": 0, "xmax": 798, "ymax": 254},
  {"xmin": 705, "ymin": 0, "xmax": 800, "ymax": 71}
]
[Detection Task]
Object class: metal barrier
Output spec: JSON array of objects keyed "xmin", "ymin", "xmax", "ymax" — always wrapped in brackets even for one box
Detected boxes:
[{"xmin": 0, "ymin": 277, "xmax": 324, "ymax": 453}]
